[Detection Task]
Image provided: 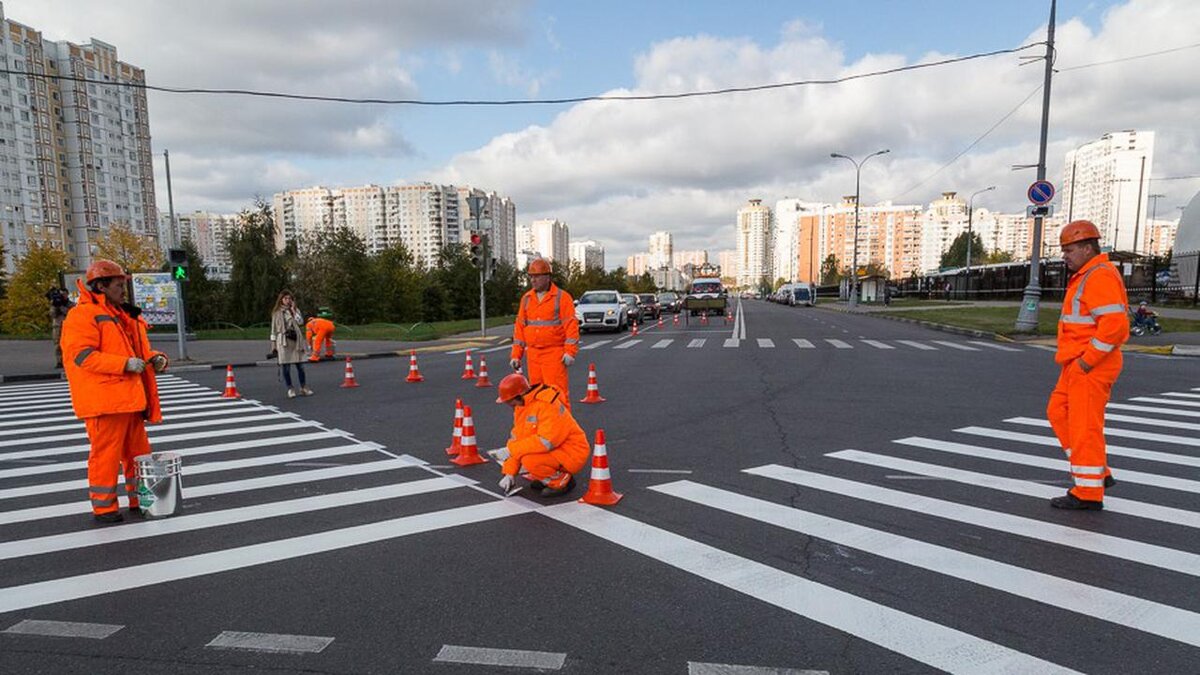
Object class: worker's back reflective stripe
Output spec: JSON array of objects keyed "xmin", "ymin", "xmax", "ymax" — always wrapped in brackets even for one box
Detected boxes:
[
  {"xmin": 74, "ymin": 347, "xmax": 95, "ymax": 366},
  {"xmin": 94, "ymin": 315, "xmax": 118, "ymax": 324}
]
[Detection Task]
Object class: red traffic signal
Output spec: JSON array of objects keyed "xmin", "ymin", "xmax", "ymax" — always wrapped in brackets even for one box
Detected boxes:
[{"xmin": 469, "ymin": 233, "xmax": 482, "ymax": 246}]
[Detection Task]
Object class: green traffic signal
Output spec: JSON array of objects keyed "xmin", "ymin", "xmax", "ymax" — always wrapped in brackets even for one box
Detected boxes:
[{"xmin": 172, "ymin": 265, "xmax": 188, "ymax": 281}]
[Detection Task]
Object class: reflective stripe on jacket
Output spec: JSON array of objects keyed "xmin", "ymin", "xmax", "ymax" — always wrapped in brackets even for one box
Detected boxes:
[
  {"xmin": 61, "ymin": 280, "xmax": 164, "ymax": 422},
  {"xmin": 1055, "ymin": 253, "xmax": 1129, "ymax": 366},
  {"xmin": 502, "ymin": 383, "xmax": 590, "ymax": 475},
  {"xmin": 510, "ymin": 283, "xmax": 580, "ymax": 360}
]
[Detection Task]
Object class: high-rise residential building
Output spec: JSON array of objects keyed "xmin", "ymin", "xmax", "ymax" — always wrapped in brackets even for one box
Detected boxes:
[
  {"xmin": 919, "ymin": 191, "xmax": 969, "ymax": 272},
  {"xmin": 626, "ymin": 253, "xmax": 650, "ymax": 276},
  {"xmin": 160, "ymin": 210, "xmax": 238, "ymax": 280},
  {"xmin": 717, "ymin": 250, "xmax": 737, "ymax": 280},
  {"xmin": 774, "ymin": 199, "xmax": 828, "ymax": 282},
  {"xmin": 0, "ymin": 5, "xmax": 157, "ymax": 274},
  {"xmin": 792, "ymin": 198, "xmax": 923, "ymax": 282},
  {"xmin": 736, "ymin": 199, "xmax": 773, "ymax": 287},
  {"xmin": 528, "ymin": 218, "xmax": 569, "ymax": 264},
  {"xmin": 569, "ymin": 239, "xmax": 604, "ymax": 270},
  {"xmin": 1062, "ymin": 130, "xmax": 1155, "ymax": 252},
  {"xmin": 672, "ymin": 249, "xmax": 707, "ymax": 270},
  {"xmin": 1144, "ymin": 218, "xmax": 1177, "ymax": 258},
  {"xmin": 648, "ymin": 230, "xmax": 672, "ymax": 269}
]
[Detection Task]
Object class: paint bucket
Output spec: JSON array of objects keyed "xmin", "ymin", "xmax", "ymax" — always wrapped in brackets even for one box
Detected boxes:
[{"xmin": 134, "ymin": 452, "xmax": 183, "ymax": 518}]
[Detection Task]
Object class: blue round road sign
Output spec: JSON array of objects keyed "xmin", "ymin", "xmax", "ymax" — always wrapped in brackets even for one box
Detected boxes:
[{"xmin": 1028, "ymin": 180, "xmax": 1055, "ymax": 205}]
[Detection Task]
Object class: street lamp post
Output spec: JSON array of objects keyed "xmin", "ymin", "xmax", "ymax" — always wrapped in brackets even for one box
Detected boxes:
[
  {"xmin": 831, "ymin": 149, "xmax": 889, "ymax": 309},
  {"xmin": 966, "ymin": 186, "xmax": 996, "ymax": 281},
  {"xmin": 467, "ymin": 194, "xmax": 490, "ymax": 337},
  {"xmin": 1147, "ymin": 193, "xmax": 1165, "ymax": 302}
]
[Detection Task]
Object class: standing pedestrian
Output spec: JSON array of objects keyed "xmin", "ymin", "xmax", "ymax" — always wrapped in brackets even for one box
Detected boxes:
[
  {"xmin": 1045, "ymin": 220, "xmax": 1129, "ymax": 510},
  {"xmin": 509, "ymin": 257, "xmax": 580, "ymax": 407},
  {"xmin": 60, "ymin": 260, "xmax": 169, "ymax": 524},
  {"xmin": 48, "ymin": 286, "xmax": 74, "ymax": 368},
  {"xmin": 270, "ymin": 290, "xmax": 312, "ymax": 399}
]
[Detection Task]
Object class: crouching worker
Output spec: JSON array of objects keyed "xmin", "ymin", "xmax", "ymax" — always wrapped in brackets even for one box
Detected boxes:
[{"xmin": 490, "ymin": 373, "xmax": 590, "ymax": 497}]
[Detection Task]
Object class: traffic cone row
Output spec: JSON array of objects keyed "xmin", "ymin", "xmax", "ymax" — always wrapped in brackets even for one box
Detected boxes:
[
  {"xmin": 475, "ymin": 356, "xmax": 492, "ymax": 388},
  {"xmin": 221, "ymin": 365, "xmax": 240, "ymax": 399},
  {"xmin": 340, "ymin": 357, "xmax": 359, "ymax": 388},
  {"xmin": 406, "ymin": 350, "xmax": 424, "ymax": 382},
  {"xmin": 450, "ymin": 405, "xmax": 487, "ymax": 466},
  {"xmin": 445, "ymin": 398, "xmax": 464, "ymax": 455},
  {"xmin": 580, "ymin": 363, "xmax": 605, "ymax": 404},
  {"xmin": 461, "ymin": 350, "xmax": 476, "ymax": 380},
  {"xmin": 580, "ymin": 429, "xmax": 622, "ymax": 505}
]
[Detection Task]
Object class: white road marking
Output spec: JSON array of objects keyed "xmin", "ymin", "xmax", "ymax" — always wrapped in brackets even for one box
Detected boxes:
[
  {"xmin": 1162, "ymin": 392, "xmax": 1200, "ymax": 399},
  {"xmin": 861, "ymin": 340, "xmax": 894, "ymax": 350},
  {"xmin": 757, "ymin": 338, "xmax": 775, "ymax": 348},
  {"xmin": 654, "ymin": 480, "xmax": 1200, "ymax": 648},
  {"xmin": 445, "ymin": 348, "xmax": 470, "ymax": 354},
  {"xmin": 1029, "ymin": 344, "xmax": 1058, "ymax": 352},
  {"xmin": 955, "ymin": 426, "xmax": 1200, "ymax": 469},
  {"xmin": 0, "ymin": 500, "xmax": 530, "ymax": 614},
  {"xmin": 1129, "ymin": 396, "xmax": 1200, "ymax": 409},
  {"xmin": 1006, "ymin": 416, "xmax": 1200, "ymax": 448},
  {"xmin": 613, "ymin": 339, "xmax": 641, "ymax": 350},
  {"xmin": 967, "ymin": 341, "xmax": 1023, "ymax": 352},
  {"xmin": 0, "ymin": 409, "xmax": 274, "ymax": 438},
  {"xmin": 433, "ymin": 645, "xmax": 567, "ymax": 670},
  {"xmin": 724, "ymin": 339, "xmax": 740, "ymax": 348},
  {"xmin": 688, "ymin": 663, "xmax": 827, "ymax": 675},
  {"xmin": 1108, "ymin": 402, "xmax": 1200, "ymax": 418},
  {"xmin": 3, "ymin": 619, "xmax": 123, "ymax": 639},
  {"xmin": 0, "ymin": 402, "xmax": 256, "ymax": 429},
  {"xmin": 479, "ymin": 344, "xmax": 512, "ymax": 354},
  {"xmin": 828, "ymin": 450, "xmax": 1200, "ymax": 529},
  {"xmin": 1099, "ymin": 412, "xmax": 1200, "ymax": 432},
  {"xmin": 2, "ymin": 422, "xmax": 316, "ymax": 461},
  {"xmin": 538, "ymin": 502, "xmax": 1076, "ymax": 674},
  {"xmin": 931, "ymin": 341, "xmax": 979, "ymax": 351},
  {"xmin": 652, "ymin": 339, "xmax": 674, "ymax": 349},
  {"xmin": 580, "ymin": 340, "xmax": 611, "ymax": 350},
  {"xmin": 792, "ymin": 339, "xmax": 815, "ymax": 349},
  {"xmin": 687, "ymin": 339, "xmax": 706, "ymax": 348},
  {"xmin": 627, "ymin": 469, "xmax": 694, "ymax": 474},
  {"xmin": 896, "ymin": 340, "xmax": 937, "ymax": 351},
  {"xmin": 825, "ymin": 339, "xmax": 852, "ymax": 349},
  {"xmin": 0, "ymin": 397, "xmax": 247, "ymax": 421},
  {"xmin": 0, "ymin": 393, "xmax": 221, "ymax": 415},
  {"xmin": 206, "ymin": 631, "xmax": 334, "ymax": 654}
]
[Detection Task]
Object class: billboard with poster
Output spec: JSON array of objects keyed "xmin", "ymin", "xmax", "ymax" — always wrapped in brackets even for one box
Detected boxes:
[{"xmin": 131, "ymin": 273, "xmax": 179, "ymax": 326}]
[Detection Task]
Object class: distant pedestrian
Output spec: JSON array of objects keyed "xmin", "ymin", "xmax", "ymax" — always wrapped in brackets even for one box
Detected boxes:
[
  {"xmin": 48, "ymin": 286, "xmax": 74, "ymax": 368},
  {"xmin": 943, "ymin": 281, "xmax": 952, "ymax": 301},
  {"xmin": 270, "ymin": 290, "xmax": 312, "ymax": 399}
]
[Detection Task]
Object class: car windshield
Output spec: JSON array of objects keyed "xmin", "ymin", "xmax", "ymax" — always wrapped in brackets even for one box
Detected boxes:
[
  {"xmin": 621, "ymin": 295, "xmax": 637, "ymax": 304},
  {"xmin": 580, "ymin": 292, "xmax": 618, "ymax": 304},
  {"xmin": 638, "ymin": 294, "xmax": 655, "ymax": 303},
  {"xmin": 795, "ymin": 289, "xmax": 810, "ymax": 299},
  {"xmin": 658, "ymin": 294, "xmax": 676, "ymax": 302},
  {"xmin": 692, "ymin": 282, "xmax": 722, "ymax": 294}
]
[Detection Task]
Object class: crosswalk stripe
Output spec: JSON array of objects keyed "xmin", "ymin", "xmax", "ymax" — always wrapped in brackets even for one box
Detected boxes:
[
  {"xmin": 2, "ymin": 619, "xmax": 124, "ymax": 639},
  {"xmin": 1029, "ymin": 344, "xmax": 1058, "ymax": 352},
  {"xmin": 1006, "ymin": 416, "xmax": 1200, "ymax": 448},
  {"xmin": 0, "ymin": 456, "xmax": 415, "ymax": 526},
  {"xmin": 0, "ymin": 383, "xmax": 202, "ymax": 404},
  {"xmin": 1108, "ymin": 402, "xmax": 1200, "ymax": 419},
  {"xmin": 792, "ymin": 339, "xmax": 815, "ymax": 349},
  {"xmin": 828, "ymin": 450, "xmax": 1200, "ymax": 529},
  {"xmin": 0, "ymin": 413, "xmax": 289, "ymax": 449},
  {"xmin": 0, "ymin": 402, "xmax": 261, "ymax": 429},
  {"xmin": 0, "ymin": 476, "xmax": 464, "ymax": 563},
  {"xmin": 0, "ymin": 397, "xmax": 246, "ymax": 421},
  {"xmin": 931, "ymin": 341, "xmax": 979, "ymax": 351},
  {"xmin": 744, "ymin": 464, "xmax": 1200, "ymax": 577},
  {"xmin": 652, "ymin": 480, "xmax": 1200, "ymax": 648},
  {"xmin": 895, "ymin": 437, "xmax": 1200, "ymax": 494},
  {"xmin": 613, "ymin": 339, "xmax": 641, "ymax": 350},
  {"xmin": 896, "ymin": 340, "xmax": 937, "ymax": 351},
  {"xmin": 580, "ymin": 340, "xmax": 611, "ymax": 350},
  {"xmin": 2, "ymin": 422, "xmax": 316, "ymax": 461},
  {"xmin": 539, "ymin": 502, "xmax": 1076, "ymax": 674},
  {"xmin": 825, "ymin": 339, "xmax": 851, "ymax": 349},
  {"xmin": 1162, "ymin": 392, "xmax": 1200, "ymax": 400},
  {"xmin": 1129, "ymin": 396, "xmax": 1200, "ymax": 409},
  {"xmin": 723, "ymin": 339, "xmax": 739, "ymax": 348},
  {"xmin": 687, "ymin": 339, "xmax": 706, "ymax": 348},
  {"xmin": 0, "ymin": 499, "xmax": 529, "ymax": 614},
  {"xmin": 652, "ymin": 339, "xmax": 674, "ymax": 349},
  {"xmin": 1097, "ymin": 412, "xmax": 1200, "ymax": 433},
  {"xmin": 757, "ymin": 339, "xmax": 775, "ymax": 348},
  {"xmin": 955, "ymin": 426, "xmax": 1200, "ymax": 469},
  {"xmin": 860, "ymin": 340, "xmax": 894, "ymax": 350},
  {"xmin": 967, "ymin": 341, "xmax": 1023, "ymax": 352},
  {"xmin": 0, "ymin": 393, "xmax": 221, "ymax": 415},
  {"xmin": 0, "ymin": 408, "xmax": 272, "ymax": 439},
  {"xmin": 688, "ymin": 663, "xmax": 826, "ymax": 675}
]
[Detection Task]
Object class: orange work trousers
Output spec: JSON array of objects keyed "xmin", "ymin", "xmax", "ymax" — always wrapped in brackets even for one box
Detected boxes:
[
  {"xmin": 85, "ymin": 412, "xmax": 152, "ymax": 515},
  {"xmin": 309, "ymin": 330, "xmax": 334, "ymax": 361},
  {"xmin": 524, "ymin": 346, "xmax": 571, "ymax": 409},
  {"xmin": 1045, "ymin": 353, "xmax": 1121, "ymax": 502},
  {"xmin": 517, "ymin": 447, "xmax": 586, "ymax": 481}
]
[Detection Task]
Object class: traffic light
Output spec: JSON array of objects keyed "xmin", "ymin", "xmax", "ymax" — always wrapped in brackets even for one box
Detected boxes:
[
  {"xmin": 469, "ymin": 233, "xmax": 484, "ymax": 268},
  {"xmin": 167, "ymin": 248, "xmax": 189, "ymax": 282}
]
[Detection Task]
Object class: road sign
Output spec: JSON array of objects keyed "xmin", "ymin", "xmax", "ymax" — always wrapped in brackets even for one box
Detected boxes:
[
  {"xmin": 1028, "ymin": 180, "xmax": 1055, "ymax": 205},
  {"xmin": 1026, "ymin": 204, "xmax": 1053, "ymax": 218}
]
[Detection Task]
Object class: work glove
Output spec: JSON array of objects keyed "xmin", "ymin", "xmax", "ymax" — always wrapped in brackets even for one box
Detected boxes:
[
  {"xmin": 124, "ymin": 357, "xmax": 146, "ymax": 373},
  {"xmin": 149, "ymin": 354, "xmax": 169, "ymax": 373},
  {"xmin": 487, "ymin": 447, "xmax": 511, "ymax": 463},
  {"xmin": 562, "ymin": 354, "xmax": 574, "ymax": 367},
  {"xmin": 498, "ymin": 474, "xmax": 516, "ymax": 493},
  {"xmin": 509, "ymin": 359, "xmax": 522, "ymax": 372}
]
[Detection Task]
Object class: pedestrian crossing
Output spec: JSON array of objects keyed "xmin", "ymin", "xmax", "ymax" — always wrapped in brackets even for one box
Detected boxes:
[
  {"xmin": 454, "ymin": 336, "xmax": 1050, "ymax": 355},
  {"xmin": 545, "ymin": 382, "xmax": 1200, "ymax": 673}
]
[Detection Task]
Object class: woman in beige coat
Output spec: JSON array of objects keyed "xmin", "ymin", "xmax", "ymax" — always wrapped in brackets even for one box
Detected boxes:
[{"xmin": 269, "ymin": 290, "xmax": 313, "ymax": 398}]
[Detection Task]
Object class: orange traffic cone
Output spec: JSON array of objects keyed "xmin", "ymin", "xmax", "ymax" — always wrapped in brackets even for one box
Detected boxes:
[
  {"xmin": 406, "ymin": 350, "xmax": 424, "ymax": 383},
  {"xmin": 340, "ymin": 357, "xmax": 360, "ymax": 388},
  {"xmin": 451, "ymin": 405, "xmax": 487, "ymax": 466},
  {"xmin": 445, "ymin": 398, "xmax": 464, "ymax": 455},
  {"xmin": 631, "ymin": 322, "xmax": 639, "ymax": 337},
  {"xmin": 221, "ymin": 365, "xmax": 240, "ymax": 399},
  {"xmin": 701, "ymin": 313, "xmax": 708, "ymax": 325},
  {"xmin": 475, "ymin": 356, "xmax": 492, "ymax": 388},
  {"xmin": 461, "ymin": 350, "xmax": 476, "ymax": 380},
  {"xmin": 580, "ymin": 363, "xmax": 606, "ymax": 404},
  {"xmin": 673, "ymin": 313, "xmax": 679, "ymax": 326},
  {"xmin": 579, "ymin": 429, "xmax": 623, "ymax": 506}
]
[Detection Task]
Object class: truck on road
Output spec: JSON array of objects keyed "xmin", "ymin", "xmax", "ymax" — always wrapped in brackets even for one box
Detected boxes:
[{"xmin": 684, "ymin": 277, "xmax": 727, "ymax": 316}]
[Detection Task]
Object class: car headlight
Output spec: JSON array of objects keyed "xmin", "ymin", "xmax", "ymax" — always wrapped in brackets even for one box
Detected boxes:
[{"xmin": 606, "ymin": 309, "xmax": 615, "ymax": 316}]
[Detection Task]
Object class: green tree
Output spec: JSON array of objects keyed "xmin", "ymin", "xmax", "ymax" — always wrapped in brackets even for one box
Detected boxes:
[
  {"xmin": 435, "ymin": 244, "xmax": 481, "ymax": 320},
  {"xmin": 373, "ymin": 244, "xmax": 424, "ymax": 323},
  {"xmin": 1, "ymin": 242, "xmax": 70, "ymax": 335},
  {"xmin": 94, "ymin": 222, "xmax": 163, "ymax": 271},
  {"xmin": 773, "ymin": 277, "xmax": 788, "ymax": 290},
  {"xmin": 984, "ymin": 250, "xmax": 1014, "ymax": 265},
  {"xmin": 820, "ymin": 254, "xmax": 841, "ymax": 285},
  {"xmin": 226, "ymin": 199, "xmax": 286, "ymax": 326},
  {"xmin": 175, "ymin": 238, "xmax": 227, "ymax": 329},
  {"xmin": 940, "ymin": 231, "xmax": 987, "ymax": 269},
  {"xmin": 0, "ymin": 239, "xmax": 8, "ymax": 301},
  {"xmin": 420, "ymin": 281, "xmax": 449, "ymax": 322},
  {"xmin": 485, "ymin": 260, "xmax": 522, "ymax": 317}
]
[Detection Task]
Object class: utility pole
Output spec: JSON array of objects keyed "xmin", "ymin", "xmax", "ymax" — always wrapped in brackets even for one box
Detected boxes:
[
  {"xmin": 1015, "ymin": 0, "xmax": 1057, "ymax": 332},
  {"xmin": 831, "ymin": 149, "xmax": 889, "ymax": 309},
  {"xmin": 966, "ymin": 186, "xmax": 996, "ymax": 280},
  {"xmin": 1147, "ymin": 193, "xmax": 1165, "ymax": 302},
  {"xmin": 164, "ymin": 149, "xmax": 188, "ymax": 360},
  {"xmin": 1132, "ymin": 156, "xmax": 1146, "ymax": 254}
]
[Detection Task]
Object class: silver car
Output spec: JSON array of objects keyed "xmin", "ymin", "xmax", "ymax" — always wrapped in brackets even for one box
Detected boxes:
[{"xmin": 575, "ymin": 290, "xmax": 627, "ymax": 333}]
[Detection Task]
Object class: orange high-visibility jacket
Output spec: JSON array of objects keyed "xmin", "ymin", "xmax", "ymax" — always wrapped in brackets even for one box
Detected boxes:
[
  {"xmin": 61, "ymin": 280, "xmax": 165, "ymax": 423},
  {"xmin": 1055, "ymin": 253, "xmax": 1129, "ymax": 366},
  {"xmin": 502, "ymin": 383, "xmax": 590, "ymax": 476},
  {"xmin": 510, "ymin": 284, "xmax": 580, "ymax": 361},
  {"xmin": 306, "ymin": 317, "xmax": 334, "ymax": 339}
]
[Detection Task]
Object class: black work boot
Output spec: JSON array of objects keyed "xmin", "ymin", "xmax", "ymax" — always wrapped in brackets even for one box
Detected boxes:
[
  {"xmin": 539, "ymin": 475, "xmax": 576, "ymax": 498},
  {"xmin": 93, "ymin": 511, "xmax": 124, "ymax": 524},
  {"xmin": 1104, "ymin": 475, "xmax": 1116, "ymax": 489},
  {"xmin": 1050, "ymin": 491, "xmax": 1103, "ymax": 511}
]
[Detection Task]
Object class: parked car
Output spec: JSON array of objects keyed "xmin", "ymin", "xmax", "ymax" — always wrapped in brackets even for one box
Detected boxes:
[
  {"xmin": 575, "ymin": 290, "xmax": 627, "ymax": 333},
  {"xmin": 658, "ymin": 292, "xmax": 682, "ymax": 313},
  {"xmin": 637, "ymin": 293, "xmax": 662, "ymax": 321},
  {"xmin": 620, "ymin": 293, "xmax": 642, "ymax": 324}
]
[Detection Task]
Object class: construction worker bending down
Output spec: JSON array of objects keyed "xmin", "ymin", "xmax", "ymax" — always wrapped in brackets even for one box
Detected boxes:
[
  {"xmin": 61, "ymin": 260, "xmax": 168, "ymax": 524},
  {"xmin": 1046, "ymin": 220, "xmax": 1129, "ymax": 511},
  {"xmin": 306, "ymin": 313, "xmax": 336, "ymax": 362},
  {"xmin": 509, "ymin": 257, "xmax": 580, "ymax": 407},
  {"xmin": 490, "ymin": 373, "xmax": 590, "ymax": 497}
]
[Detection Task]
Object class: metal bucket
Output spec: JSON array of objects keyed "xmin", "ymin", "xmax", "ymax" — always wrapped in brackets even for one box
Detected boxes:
[{"xmin": 134, "ymin": 452, "xmax": 183, "ymax": 518}]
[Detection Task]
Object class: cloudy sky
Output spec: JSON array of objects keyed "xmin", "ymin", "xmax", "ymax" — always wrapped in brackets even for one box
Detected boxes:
[{"xmin": 8, "ymin": 0, "xmax": 1198, "ymax": 265}]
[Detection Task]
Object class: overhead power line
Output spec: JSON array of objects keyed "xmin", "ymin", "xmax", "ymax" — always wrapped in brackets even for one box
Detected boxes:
[{"xmin": 1057, "ymin": 41, "xmax": 1200, "ymax": 71}]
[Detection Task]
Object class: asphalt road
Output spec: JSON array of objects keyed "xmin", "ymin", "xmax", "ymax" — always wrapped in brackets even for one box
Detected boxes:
[{"xmin": 1, "ymin": 299, "xmax": 1198, "ymax": 674}]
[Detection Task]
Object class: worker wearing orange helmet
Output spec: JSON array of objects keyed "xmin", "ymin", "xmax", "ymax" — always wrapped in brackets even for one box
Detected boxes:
[
  {"xmin": 489, "ymin": 373, "xmax": 590, "ymax": 497},
  {"xmin": 61, "ymin": 259, "xmax": 169, "ymax": 524},
  {"xmin": 1046, "ymin": 220, "xmax": 1129, "ymax": 511},
  {"xmin": 305, "ymin": 314, "xmax": 336, "ymax": 362},
  {"xmin": 509, "ymin": 257, "xmax": 580, "ymax": 407}
]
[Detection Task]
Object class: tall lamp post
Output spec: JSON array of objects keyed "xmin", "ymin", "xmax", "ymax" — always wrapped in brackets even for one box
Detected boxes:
[
  {"xmin": 831, "ymin": 149, "xmax": 889, "ymax": 309},
  {"xmin": 966, "ymin": 186, "xmax": 996, "ymax": 279},
  {"xmin": 1147, "ymin": 193, "xmax": 1165, "ymax": 302},
  {"xmin": 467, "ymin": 194, "xmax": 490, "ymax": 337}
]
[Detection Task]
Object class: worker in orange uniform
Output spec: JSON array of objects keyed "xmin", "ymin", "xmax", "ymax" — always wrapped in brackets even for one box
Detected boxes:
[
  {"xmin": 306, "ymin": 313, "xmax": 336, "ymax": 362},
  {"xmin": 509, "ymin": 257, "xmax": 580, "ymax": 407},
  {"xmin": 489, "ymin": 373, "xmax": 590, "ymax": 497},
  {"xmin": 1046, "ymin": 220, "xmax": 1129, "ymax": 510},
  {"xmin": 60, "ymin": 260, "xmax": 169, "ymax": 524}
]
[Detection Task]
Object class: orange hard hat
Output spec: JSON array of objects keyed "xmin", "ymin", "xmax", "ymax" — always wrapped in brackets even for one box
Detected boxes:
[
  {"xmin": 85, "ymin": 259, "xmax": 128, "ymax": 284},
  {"xmin": 526, "ymin": 257, "xmax": 551, "ymax": 275},
  {"xmin": 1059, "ymin": 220, "xmax": 1101, "ymax": 247},
  {"xmin": 496, "ymin": 373, "xmax": 531, "ymax": 403}
]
